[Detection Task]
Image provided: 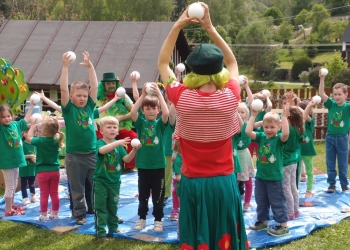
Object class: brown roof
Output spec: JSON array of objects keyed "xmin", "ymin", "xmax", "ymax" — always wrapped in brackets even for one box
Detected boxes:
[{"xmin": 0, "ymin": 20, "xmax": 190, "ymax": 90}]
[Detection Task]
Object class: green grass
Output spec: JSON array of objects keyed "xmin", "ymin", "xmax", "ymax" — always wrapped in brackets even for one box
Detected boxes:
[{"xmin": 1, "ymin": 142, "xmax": 349, "ymax": 250}]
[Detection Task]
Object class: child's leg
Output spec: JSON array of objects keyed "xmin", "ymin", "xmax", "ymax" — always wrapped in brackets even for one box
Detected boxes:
[
  {"xmin": 107, "ymin": 183, "xmax": 121, "ymax": 233},
  {"xmin": 325, "ymin": 134, "xmax": 337, "ymax": 186},
  {"xmin": 48, "ymin": 171, "xmax": 60, "ymax": 213},
  {"xmin": 2, "ymin": 168, "xmax": 18, "ymax": 212},
  {"xmin": 303, "ymin": 156, "xmax": 314, "ymax": 191},
  {"xmin": 282, "ymin": 164, "xmax": 294, "ymax": 218},
  {"xmin": 172, "ymin": 179, "xmax": 179, "ymax": 210},
  {"xmin": 335, "ymin": 134, "xmax": 349, "ymax": 187},
  {"xmin": 20, "ymin": 177, "xmax": 29, "ymax": 199},
  {"xmin": 151, "ymin": 168, "xmax": 165, "ymax": 221},
  {"xmin": 267, "ymin": 180, "xmax": 288, "ymax": 224},
  {"xmin": 85, "ymin": 178, "xmax": 93, "ymax": 212},
  {"xmin": 290, "ymin": 164, "xmax": 299, "ymax": 215},
  {"xmin": 28, "ymin": 176, "xmax": 36, "ymax": 195},
  {"xmin": 164, "ymin": 156, "xmax": 172, "ymax": 200},
  {"xmin": 137, "ymin": 169, "xmax": 150, "ymax": 219},
  {"xmin": 37, "ymin": 172, "xmax": 50, "ymax": 213},
  {"xmin": 92, "ymin": 181, "xmax": 108, "ymax": 238},
  {"xmin": 254, "ymin": 178, "xmax": 270, "ymax": 222},
  {"xmin": 243, "ymin": 177, "xmax": 253, "ymax": 205}
]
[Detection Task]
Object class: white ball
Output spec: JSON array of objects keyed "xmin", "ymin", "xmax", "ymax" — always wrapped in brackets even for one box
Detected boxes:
[
  {"xmin": 131, "ymin": 71, "xmax": 140, "ymax": 80},
  {"xmin": 131, "ymin": 138, "xmax": 141, "ymax": 147},
  {"xmin": 320, "ymin": 68, "xmax": 328, "ymax": 76},
  {"xmin": 116, "ymin": 87, "xmax": 126, "ymax": 97},
  {"xmin": 239, "ymin": 75, "xmax": 246, "ymax": 85},
  {"xmin": 313, "ymin": 95, "xmax": 321, "ymax": 104},
  {"xmin": 145, "ymin": 82, "xmax": 155, "ymax": 95},
  {"xmin": 67, "ymin": 51, "xmax": 76, "ymax": 62},
  {"xmin": 31, "ymin": 113, "xmax": 43, "ymax": 124},
  {"xmin": 188, "ymin": 3, "xmax": 205, "ymax": 19},
  {"xmin": 251, "ymin": 99, "xmax": 264, "ymax": 111},
  {"xmin": 176, "ymin": 63, "xmax": 185, "ymax": 73},
  {"xmin": 30, "ymin": 94, "xmax": 40, "ymax": 104},
  {"xmin": 262, "ymin": 89, "xmax": 270, "ymax": 97}
]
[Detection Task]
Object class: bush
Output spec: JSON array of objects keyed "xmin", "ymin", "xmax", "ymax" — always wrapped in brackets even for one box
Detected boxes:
[
  {"xmin": 291, "ymin": 57, "xmax": 313, "ymax": 81},
  {"xmin": 305, "ymin": 46, "xmax": 318, "ymax": 57},
  {"xmin": 271, "ymin": 68, "xmax": 289, "ymax": 80},
  {"xmin": 332, "ymin": 68, "xmax": 350, "ymax": 87},
  {"xmin": 308, "ymin": 67, "xmax": 321, "ymax": 88}
]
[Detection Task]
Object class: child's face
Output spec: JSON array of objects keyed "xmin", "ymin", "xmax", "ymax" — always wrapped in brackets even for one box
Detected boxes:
[
  {"xmin": 70, "ymin": 89, "xmax": 89, "ymax": 108},
  {"xmin": 101, "ymin": 123, "xmax": 119, "ymax": 140},
  {"xmin": 0, "ymin": 110, "xmax": 12, "ymax": 125},
  {"xmin": 332, "ymin": 88, "xmax": 348, "ymax": 105},
  {"xmin": 237, "ymin": 106, "xmax": 248, "ymax": 121},
  {"xmin": 142, "ymin": 106, "xmax": 160, "ymax": 121},
  {"xmin": 263, "ymin": 120, "xmax": 281, "ymax": 139}
]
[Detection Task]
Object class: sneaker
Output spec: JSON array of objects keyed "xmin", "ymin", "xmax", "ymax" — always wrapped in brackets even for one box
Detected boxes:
[
  {"xmin": 294, "ymin": 210, "xmax": 300, "ymax": 218},
  {"xmin": 75, "ymin": 216, "xmax": 86, "ymax": 225},
  {"xmin": 268, "ymin": 225, "xmax": 290, "ymax": 237},
  {"xmin": 169, "ymin": 209, "xmax": 179, "ymax": 221},
  {"xmin": 4, "ymin": 209, "xmax": 17, "ymax": 217},
  {"xmin": 243, "ymin": 204, "xmax": 251, "ymax": 212},
  {"xmin": 30, "ymin": 194, "xmax": 38, "ymax": 203},
  {"xmin": 12, "ymin": 205, "xmax": 26, "ymax": 211},
  {"xmin": 305, "ymin": 190, "xmax": 313, "ymax": 198},
  {"xmin": 153, "ymin": 221, "xmax": 163, "ymax": 232},
  {"xmin": 134, "ymin": 219, "xmax": 146, "ymax": 230},
  {"xmin": 87, "ymin": 208, "xmax": 95, "ymax": 214},
  {"xmin": 118, "ymin": 218, "xmax": 124, "ymax": 224},
  {"xmin": 50, "ymin": 213, "xmax": 59, "ymax": 219},
  {"xmin": 300, "ymin": 174, "xmax": 307, "ymax": 182},
  {"xmin": 249, "ymin": 221, "xmax": 268, "ymax": 231},
  {"xmin": 342, "ymin": 186, "xmax": 349, "ymax": 192},
  {"xmin": 327, "ymin": 185, "xmax": 336, "ymax": 193},
  {"xmin": 22, "ymin": 198, "xmax": 30, "ymax": 205},
  {"xmin": 39, "ymin": 214, "xmax": 48, "ymax": 221}
]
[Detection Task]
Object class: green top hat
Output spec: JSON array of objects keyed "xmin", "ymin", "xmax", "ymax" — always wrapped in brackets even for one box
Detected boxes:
[{"xmin": 101, "ymin": 72, "xmax": 120, "ymax": 82}]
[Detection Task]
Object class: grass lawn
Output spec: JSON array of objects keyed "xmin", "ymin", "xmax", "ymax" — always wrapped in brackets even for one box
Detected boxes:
[{"xmin": 1, "ymin": 142, "xmax": 350, "ymax": 250}]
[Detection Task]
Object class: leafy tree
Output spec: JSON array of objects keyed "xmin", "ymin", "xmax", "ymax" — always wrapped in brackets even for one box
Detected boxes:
[
  {"xmin": 263, "ymin": 6, "xmax": 284, "ymax": 25},
  {"xmin": 306, "ymin": 4, "xmax": 330, "ymax": 33},
  {"xmin": 0, "ymin": 0, "xmax": 11, "ymax": 18},
  {"xmin": 292, "ymin": 0, "xmax": 310, "ymax": 16},
  {"xmin": 332, "ymin": 68, "xmax": 350, "ymax": 87},
  {"xmin": 308, "ymin": 67, "xmax": 321, "ymax": 88},
  {"xmin": 188, "ymin": 0, "xmax": 231, "ymax": 26},
  {"xmin": 215, "ymin": 25, "xmax": 231, "ymax": 44},
  {"xmin": 325, "ymin": 0, "xmax": 349, "ymax": 15},
  {"xmin": 323, "ymin": 51, "xmax": 348, "ymax": 87},
  {"xmin": 291, "ymin": 57, "xmax": 312, "ymax": 81},
  {"xmin": 270, "ymin": 0, "xmax": 294, "ymax": 17},
  {"xmin": 294, "ymin": 9, "xmax": 308, "ymax": 25},
  {"xmin": 317, "ymin": 20, "xmax": 332, "ymax": 43},
  {"xmin": 171, "ymin": 0, "xmax": 187, "ymax": 21},
  {"xmin": 277, "ymin": 21, "xmax": 293, "ymax": 42},
  {"xmin": 332, "ymin": 21, "xmax": 348, "ymax": 42}
]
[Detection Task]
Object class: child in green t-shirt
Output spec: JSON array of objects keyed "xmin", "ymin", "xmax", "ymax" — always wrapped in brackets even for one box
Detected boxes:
[
  {"xmin": 20, "ymin": 128, "xmax": 38, "ymax": 205},
  {"xmin": 59, "ymin": 51, "xmax": 98, "ymax": 225},
  {"xmin": 246, "ymin": 103, "xmax": 290, "ymax": 237},
  {"xmin": 319, "ymin": 70, "xmax": 350, "ymax": 193},
  {"xmin": 131, "ymin": 82, "xmax": 169, "ymax": 232},
  {"xmin": 93, "ymin": 116, "xmax": 141, "ymax": 241}
]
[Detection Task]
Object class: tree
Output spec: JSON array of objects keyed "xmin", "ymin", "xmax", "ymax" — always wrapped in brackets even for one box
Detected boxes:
[
  {"xmin": 292, "ymin": 0, "xmax": 310, "ymax": 16},
  {"xmin": 291, "ymin": 57, "xmax": 312, "ymax": 81},
  {"xmin": 323, "ymin": 51, "xmax": 348, "ymax": 87},
  {"xmin": 215, "ymin": 25, "xmax": 231, "ymax": 44},
  {"xmin": 332, "ymin": 21, "xmax": 348, "ymax": 42},
  {"xmin": 263, "ymin": 6, "xmax": 284, "ymax": 26},
  {"xmin": 0, "ymin": 0, "xmax": 11, "ymax": 18},
  {"xmin": 277, "ymin": 21, "xmax": 293, "ymax": 42},
  {"xmin": 332, "ymin": 68, "xmax": 350, "ymax": 87},
  {"xmin": 317, "ymin": 20, "xmax": 332, "ymax": 43},
  {"xmin": 306, "ymin": 4, "xmax": 330, "ymax": 33},
  {"xmin": 325, "ymin": 0, "xmax": 349, "ymax": 15},
  {"xmin": 171, "ymin": 0, "xmax": 187, "ymax": 21},
  {"xmin": 294, "ymin": 9, "xmax": 308, "ymax": 25}
]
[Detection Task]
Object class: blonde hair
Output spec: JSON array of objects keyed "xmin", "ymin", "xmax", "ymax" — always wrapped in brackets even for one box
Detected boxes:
[
  {"xmin": 172, "ymin": 140, "xmax": 181, "ymax": 155},
  {"xmin": 42, "ymin": 117, "xmax": 65, "ymax": 150},
  {"xmin": 333, "ymin": 83, "xmax": 348, "ymax": 94},
  {"xmin": 263, "ymin": 112, "xmax": 280, "ymax": 124},
  {"xmin": 70, "ymin": 81, "xmax": 89, "ymax": 93},
  {"xmin": 183, "ymin": 68, "xmax": 230, "ymax": 90},
  {"xmin": 100, "ymin": 116, "xmax": 119, "ymax": 129},
  {"xmin": 238, "ymin": 102, "xmax": 250, "ymax": 121}
]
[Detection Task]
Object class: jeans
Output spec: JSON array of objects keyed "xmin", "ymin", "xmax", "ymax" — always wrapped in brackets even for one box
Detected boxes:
[{"xmin": 326, "ymin": 133, "xmax": 349, "ymax": 187}]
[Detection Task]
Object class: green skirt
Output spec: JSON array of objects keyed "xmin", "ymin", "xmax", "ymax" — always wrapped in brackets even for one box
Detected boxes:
[{"xmin": 179, "ymin": 173, "xmax": 248, "ymax": 250}]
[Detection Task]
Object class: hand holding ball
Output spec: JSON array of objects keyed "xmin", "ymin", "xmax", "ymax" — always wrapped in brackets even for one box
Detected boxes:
[
  {"xmin": 251, "ymin": 99, "xmax": 264, "ymax": 111},
  {"xmin": 239, "ymin": 75, "xmax": 246, "ymax": 85},
  {"xmin": 66, "ymin": 51, "xmax": 76, "ymax": 62},
  {"xmin": 131, "ymin": 138, "xmax": 141, "ymax": 148},
  {"xmin": 176, "ymin": 63, "xmax": 185, "ymax": 73},
  {"xmin": 31, "ymin": 113, "xmax": 43, "ymax": 124},
  {"xmin": 312, "ymin": 95, "xmax": 321, "ymax": 104},
  {"xmin": 131, "ymin": 71, "xmax": 140, "ymax": 80},
  {"xmin": 116, "ymin": 87, "xmax": 126, "ymax": 97},
  {"xmin": 188, "ymin": 3, "xmax": 205, "ymax": 19},
  {"xmin": 262, "ymin": 89, "xmax": 270, "ymax": 97},
  {"xmin": 145, "ymin": 82, "xmax": 155, "ymax": 95},
  {"xmin": 30, "ymin": 94, "xmax": 41, "ymax": 105},
  {"xmin": 320, "ymin": 68, "xmax": 328, "ymax": 76}
]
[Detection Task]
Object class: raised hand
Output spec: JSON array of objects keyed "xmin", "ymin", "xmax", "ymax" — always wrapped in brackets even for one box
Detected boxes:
[{"xmin": 80, "ymin": 51, "xmax": 92, "ymax": 68}]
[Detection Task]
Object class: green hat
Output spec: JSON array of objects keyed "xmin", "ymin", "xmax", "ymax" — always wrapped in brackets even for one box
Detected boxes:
[
  {"xmin": 185, "ymin": 44, "xmax": 224, "ymax": 75},
  {"xmin": 101, "ymin": 72, "xmax": 120, "ymax": 82}
]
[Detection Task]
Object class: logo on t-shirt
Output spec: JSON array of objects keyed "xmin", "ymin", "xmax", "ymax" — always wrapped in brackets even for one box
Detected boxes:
[
  {"xmin": 6, "ymin": 129, "xmax": 22, "ymax": 148},
  {"xmin": 257, "ymin": 143, "xmax": 271, "ymax": 164},
  {"xmin": 330, "ymin": 111, "xmax": 344, "ymax": 128},
  {"xmin": 103, "ymin": 152, "xmax": 121, "ymax": 173},
  {"xmin": 141, "ymin": 125, "xmax": 159, "ymax": 146},
  {"xmin": 76, "ymin": 109, "xmax": 92, "ymax": 128}
]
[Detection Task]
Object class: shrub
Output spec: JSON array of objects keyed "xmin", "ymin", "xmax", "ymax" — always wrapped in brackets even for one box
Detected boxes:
[
  {"xmin": 332, "ymin": 68, "xmax": 350, "ymax": 87},
  {"xmin": 291, "ymin": 57, "xmax": 313, "ymax": 81},
  {"xmin": 308, "ymin": 67, "xmax": 321, "ymax": 88},
  {"xmin": 271, "ymin": 68, "xmax": 289, "ymax": 80}
]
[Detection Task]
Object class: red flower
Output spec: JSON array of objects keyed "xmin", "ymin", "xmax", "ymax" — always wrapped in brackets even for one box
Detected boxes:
[
  {"xmin": 197, "ymin": 243, "xmax": 209, "ymax": 250},
  {"xmin": 10, "ymin": 87, "xmax": 14, "ymax": 93},
  {"xmin": 179, "ymin": 243, "xmax": 194, "ymax": 250},
  {"xmin": 218, "ymin": 233, "xmax": 231, "ymax": 250}
]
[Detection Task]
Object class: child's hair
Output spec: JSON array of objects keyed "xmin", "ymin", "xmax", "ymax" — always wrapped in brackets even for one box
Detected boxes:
[
  {"xmin": 299, "ymin": 100, "xmax": 313, "ymax": 116},
  {"xmin": 42, "ymin": 117, "xmax": 65, "ymax": 150},
  {"xmin": 333, "ymin": 83, "xmax": 348, "ymax": 94},
  {"xmin": 183, "ymin": 68, "xmax": 230, "ymax": 90},
  {"xmin": 0, "ymin": 104, "xmax": 13, "ymax": 123},
  {"xmin": 263, "ymin": 112, "xmax": 280, "ymax": 124},
  {"xmin": 22, "ymin": 126, "xmax": 38, "ymax": 140},
  {"xmin": 99, "ymin": 116, "xmax": 119, "ymax": 129},
  {"xmin": 288, "ymin": 107, "xmax": 304, "ymax": 135},
  {"xmin": 70, "ymin": 81, "xmax": 89, "ymax": 93},
  {"xmin": 253, "ymin": 93, "xmax": 267, "ymax": 109},
  {"xmin": 282, "ymin": 91, "xmax": 298, "ymax": 105},
  {"xmin": 142, "ymin": 94, "xmax": 160, "ymax": 109},
  {"xmin": 172, "ymin": 140, "xmax": 181, "ymax": 155},
  {"xmin": 238, "ymin": 102, "xmax": 249, "ymax": 121}
]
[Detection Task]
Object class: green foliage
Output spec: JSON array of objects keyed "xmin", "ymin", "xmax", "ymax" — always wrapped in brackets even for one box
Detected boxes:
[
  {"xmin": 171, "ymin": 0, "xmax": 187, "ymax": 21},
  {"xmin": 271, "ymin": 68, "xmax": 289, "ymax": 80},
  {"xmin": 264, "ymin": 6, "xmax": 284, "ymax": 25},
  {"xmin": 323, "ymin": 51, "xmax": 348, "ymax": 86},
  {"xmin": 306, "ymin": 45, "xmax": 318, "ymax": 58},
  {"xmin": 278, "ymin": 21, "xmax": 293, "ymax": 42},
  {"xmin": 0, "ymin": 0, "xmax": 11, "ymax": 18},
  {"xmin": 291, "ymin": 56, "xmax": 312, "ymax": 81},
  {"xmin": 298, "ymin": 70, "xmax": 309, "ymax": 83},
  {"xmin": 317, "ymin": 20, "xmax": 332, "ymax": 43},
  {"xmin": 332, "ymin": 68, "xmax": 350, "ymax": 87},
  {"xmin": 306, "ymin": 4, "xmax": 330, "ymax": 33},
  {"xmin": 294, "ymin": 9, "xmax": 309, "ymax": 25},
  {"xmin": 332, "ymin": 20, "xmax": 348, "ymax": 42},
  {"xmin": 283, "ymin": 39, "xmax": 289, "ymax": 45},
  {"xmin": 292, "ymin": 0, "xmax": 311, "ymax": 16},
  {"xmin": 308, "ymin": 66, "xmax": 321, "ymax": 88}
]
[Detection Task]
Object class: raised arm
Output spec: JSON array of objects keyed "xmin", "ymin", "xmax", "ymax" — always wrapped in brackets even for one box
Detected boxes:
[
  {"xmin": 169, "ymin": 103, "xmax": 176, "ymax": 126},
  {"xmin": 79, "ymin": 51, "xmax": 97, "ymax": 102},
  {"xmin": 242, "ymin": 77, "xmax": 253, "ymax": 104},
  {"xmin": 131, "ymin": 84, "xmax": 147, "ymax": 122},
  {"xmin": 246, "ymin": 109, "xmax": 259, "ymax": 140},
  {"xmin": 153, "ymin": 83, "xmax": 169, "ymax": 124},
  {"xmin": 131, "ymin": 72, "xmax": 140, "ymax": 101},
  {"xmin": 60, "ymin": 53, "xmax": 71, "ymax": 107},
  {"xmin": 35, "ymin": 90, "xmax": 62, "ymax": 113},
  {"xmin": 281, "ymin": 103, "xmax": 290, "ymax": 142},
  {"xmin": 318, "ymin": 69, "xmax": 328, "ymax": 102},
  {"xmin": 303, "ymin": 100, "xmax": 316, "ymax": 122},
  {"xmin": 23, "ymin": 99, "xmax": 34, "ymax": 123},
  {"xmin": 26, "ymin": 116, "xmax": 37, "ymax": 143}
]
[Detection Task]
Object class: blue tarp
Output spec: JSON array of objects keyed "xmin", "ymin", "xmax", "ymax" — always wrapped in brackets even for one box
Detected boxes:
[{"xmin": 1, "ymin": 173, "xmax": 350, "ymax": 249}]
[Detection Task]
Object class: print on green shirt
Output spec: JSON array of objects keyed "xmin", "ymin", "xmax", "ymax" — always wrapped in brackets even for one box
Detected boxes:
[{"xmin": 77, "ymin": 109, "xmax": 93, "ymax": 128}]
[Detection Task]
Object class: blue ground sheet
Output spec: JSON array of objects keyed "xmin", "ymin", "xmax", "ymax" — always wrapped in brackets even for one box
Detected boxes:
[{"xmin": 1, "ymin": 173, "xmax": 350, "ymax": 249}]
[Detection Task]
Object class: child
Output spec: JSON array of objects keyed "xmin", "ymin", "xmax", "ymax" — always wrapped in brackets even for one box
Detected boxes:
[
  {"xmin": 20, "ymin": 128, "xmax": 38, "ymax": 204},
  {"xmin": 93, "ymin": 116, "xmax": 141, "ymax": 241},
  {"xmin": 246, "ymin": 104, "xmax": 290, "ymax": 237},
  {"xmin": 0, "ymin": 102, "xmax": 34, "ymax": 216},
  {"xmin": 60, "ymin": 51, "xmax": 98, "ymax": 225},
  {"xmin": 172, "ymin": 140, "xmax": 182, "ymax": 234},
  {"xmin": 26, "ymin": 116, "xmax": 65, "ymax": 220},
  {"xmin": 131, "ymin": 82, "xmax": 169, "ymax": 232},
  {"xmin": 319, "ymin": 70, "xmax": 350, "ymax": 193},
  {"xmin": 299, "ymin": 100, "xmax": 317, "ymax": 198},
  {"xmin": 282, "ymin": 104, "xmax": 304, "ymax": 220},
  {"xmin": 235, "ymin": 102, "xmax": 255, "ymax": 212}
]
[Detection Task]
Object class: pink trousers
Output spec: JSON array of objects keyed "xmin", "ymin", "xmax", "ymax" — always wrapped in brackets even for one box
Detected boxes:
[{"xmin": 37, "ymin": 171, "xmax": 60, "ymax": 213}]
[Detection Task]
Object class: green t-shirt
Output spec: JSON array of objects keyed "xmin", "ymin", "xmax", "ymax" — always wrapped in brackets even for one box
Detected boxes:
[
  {"xmin": 234, "ymin": 122, "xmax": 252, "ymax": 150},
  {"xmin": 255, "ymin": 132, "xmax": 285, "ymax": 181},
  {"xmin": 283, "ymin": 125, "xmax": 302, "ymax": 166},
  {"xmin": 231, "ymin": 135, "xmax": 241, "ymax": 173},
  {"xmin": 94, "ymin": 139, "xmax": 127, "ymax": 184},
  {"xmin": 19, "ymin": 142, "xmax": 37, "ymax": 177},
  {"xmin": 62, "ymin": 97, "xmax": 96, "ymax": 153},
  {"xmin": 0, "ymin": 119, "xmax": 28, "ymax": 169},
  {"xmin": 325, "ymin": 98, "xmax": 350, "ymax": 135},
  {"xmin": 301, "ymin": 118, "xmax": 316, "ymax": 156},
  {"xmin": 31, "ymin": 137, "xmax": 60, "ymax": 173},
  {"xmin": 173, "ymin": 154, "xmax": 182, "ymax": 175},
  {"xmin": 163, "ymin": 119, "xmax": 175, "ymax": 156},
  {"xmin": 134, "ymin": 116, "xmax": 167, "ymax": 169},
  {"xmin": 254, "ymin": 110, "xmax": 266, "ymax": 132}
]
